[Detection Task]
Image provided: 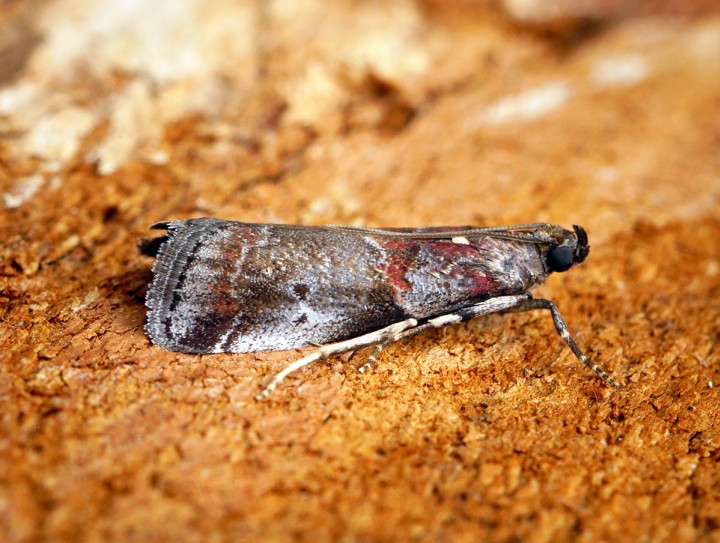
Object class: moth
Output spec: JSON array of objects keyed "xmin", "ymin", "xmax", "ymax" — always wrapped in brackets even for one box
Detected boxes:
[{"xmin": 141, "ymin": 218, "xmax": 619, "ymax": 399}]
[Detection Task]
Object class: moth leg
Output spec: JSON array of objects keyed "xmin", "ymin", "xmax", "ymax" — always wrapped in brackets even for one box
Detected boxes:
[
  {"xmin": 357, "ymin": 343, "xmax": 388, "ymax": 374},
  {"xmin": 504, "ymin": 298, "xmax": 621, "ymax": 388},
  {"xmin": 356, "ymin": 318, "xmax": 463, "ymax": 375},
  {"xmin": 358, "ymin": 333, "xmax": 404, "ymax": 374},
  {"xmin": 354, "ymin": 295, "xmax": 534, "ymax": 374},
  {"xmin": 255, "ymin": 318, "xmax": 418, "ymax": 400},
  {"xmin": 369, "ymin": 294, "xmax": 534, "ymax": 347}
]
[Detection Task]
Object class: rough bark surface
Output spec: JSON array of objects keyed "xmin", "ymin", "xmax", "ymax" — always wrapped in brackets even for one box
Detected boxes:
[{"xmin": 1, "ymin": 2, "xmax": 719, "ymax": 542}]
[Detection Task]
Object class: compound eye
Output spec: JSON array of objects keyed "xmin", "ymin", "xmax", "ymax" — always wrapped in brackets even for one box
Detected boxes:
[{"xmin": 547, "ymin": 245, "xmax": 574, "ymax": 272}]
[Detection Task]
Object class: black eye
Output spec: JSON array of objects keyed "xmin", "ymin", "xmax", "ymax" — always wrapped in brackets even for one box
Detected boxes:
[{"xmin": 547, "ymin": 245, "xmax": 574, "ymax": 272}]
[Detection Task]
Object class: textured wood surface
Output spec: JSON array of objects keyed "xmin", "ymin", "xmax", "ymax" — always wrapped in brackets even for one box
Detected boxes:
[{"xmin": 1, "ymin": 2, "xmax": 719, "ymax": 542}]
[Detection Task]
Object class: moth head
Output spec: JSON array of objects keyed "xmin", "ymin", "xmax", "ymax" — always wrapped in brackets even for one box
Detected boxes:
[{"xmin": 545, "ymin": 225, "xmax": 590, "ymax": 273}]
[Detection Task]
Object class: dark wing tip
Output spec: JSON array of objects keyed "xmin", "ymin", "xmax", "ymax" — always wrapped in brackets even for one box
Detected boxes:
[
  {"xmin": 140, "ymin": 221, "xmax": 175, "ymax": 256},
  {"xmin": 150, "ymin": 221, "xmax": 171, "ymax": 230},
  {"xmin": 138, "ymin": 235, "xmax": 168, "ymax": 257}
]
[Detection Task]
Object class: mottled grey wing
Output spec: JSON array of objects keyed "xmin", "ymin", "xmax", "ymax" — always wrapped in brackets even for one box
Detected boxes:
[{"xmin": 145, "ymin": 218, "xmax": 404, "ymax": 353}]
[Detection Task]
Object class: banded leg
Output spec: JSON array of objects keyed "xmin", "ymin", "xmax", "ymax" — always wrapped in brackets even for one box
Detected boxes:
[
  {"xmin": 358, "ymin": 340, "xmax": 396, "ymax": 374},
  {"xmin": 504, "ymin": 298, "xmax": 620, "ymax": 388},
  {"xmin": 358, "ymin": 294, "xmax": 534, "ymax": 373},
  {"xmin": 255, "ymin": 318, "xmax": 418, "ymax": 400}
]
